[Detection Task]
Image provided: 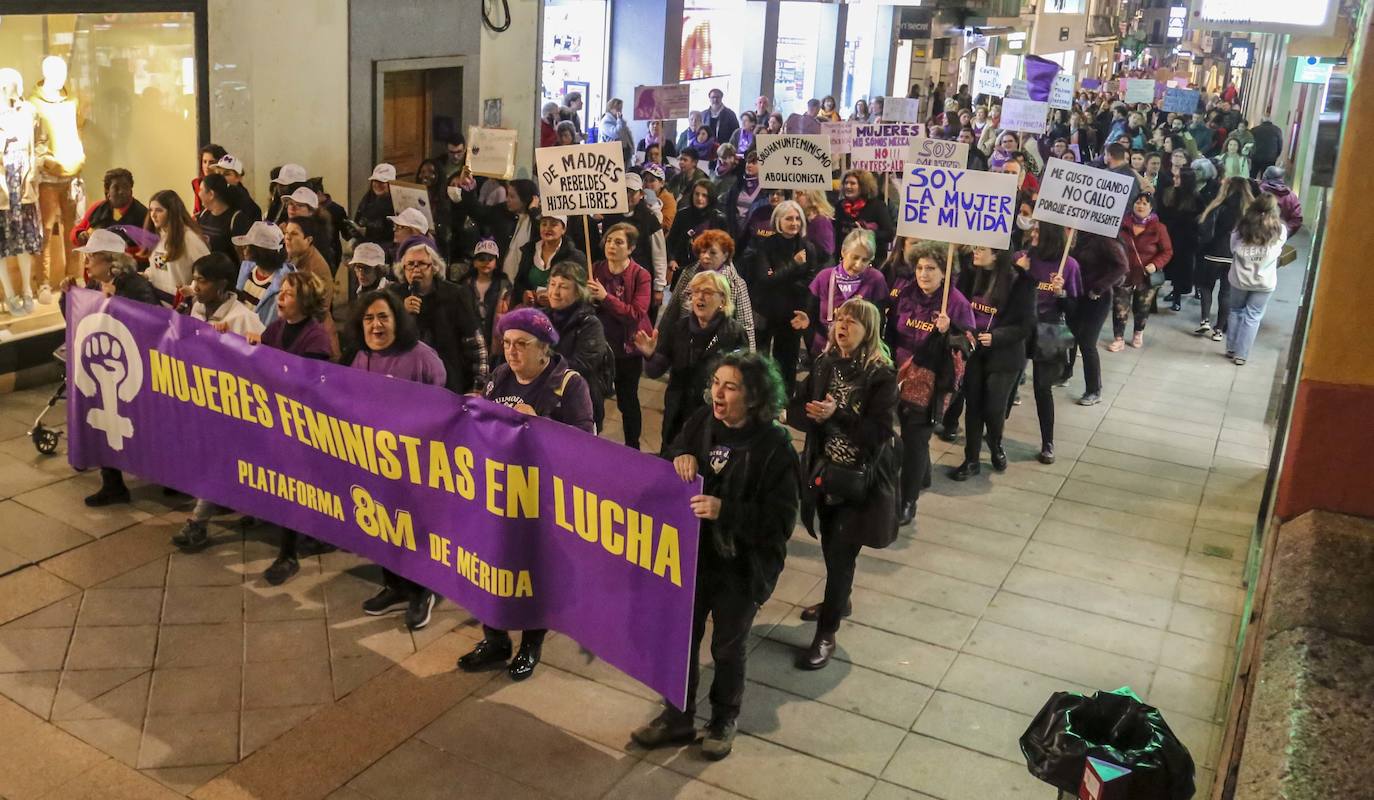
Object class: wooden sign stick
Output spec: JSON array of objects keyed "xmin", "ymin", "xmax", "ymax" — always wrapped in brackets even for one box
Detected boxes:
[
  {"xmin": 940, "ymin": 242, "xmax": 955, "ymax": 315},
  {"xmin": 582, "ymin": 215, "xmax": 594, "ymax": 262},
  {"xmin": 1057, "ymin": 228, "xmax": 1077, "ymax": 278}
]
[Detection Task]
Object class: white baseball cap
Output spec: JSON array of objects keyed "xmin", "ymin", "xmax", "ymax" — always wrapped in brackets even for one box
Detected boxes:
[
  {"xmin": 624, "ymin": 173, "xmax": 643, "ymax": 191},
  {"xmin": 540, "ymin": 213, "xmax": 568, "ymax": 226},
  {"xmin": 272, "ymin": 163, "xmax": 308, "ymax": 185},
  {"xmin": 231, "ymin": 221, "xmax": 285, "ymax": 250},
  {"xmin": 369, "ymin": 163, "xmax": 397, "ymax": 183},
  {"xmin": 473, "ymin": 239, "xmax": 501, "ymax": 258},
  {"xmin": 387, "ymin": 207, "xmax": 431, "ymax": 234},
  {"xmin": 216, "ymin": 155, "xmax": 244, "ymax": 175},
  {"xmin": 350, "ymin": 242, "xmax": 387, "ymax": 268},
  {"xmin": 285, "ymin": 186, "xmax": 319, "ymax": 209},
  {"xmin": 73, "ymin": 228, "xmax": 127, "ymax": 255}
]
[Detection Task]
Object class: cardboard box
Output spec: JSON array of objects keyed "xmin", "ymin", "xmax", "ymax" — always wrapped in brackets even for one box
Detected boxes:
[{"xmin": 1080, "ymin": 756, "xmax": 1132, "ymax": 800}]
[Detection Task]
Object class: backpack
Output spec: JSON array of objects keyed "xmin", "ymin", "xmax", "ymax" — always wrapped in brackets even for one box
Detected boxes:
[{"xmin": 593, "ymin": 340, "xmax": 616, "ymax": 398}]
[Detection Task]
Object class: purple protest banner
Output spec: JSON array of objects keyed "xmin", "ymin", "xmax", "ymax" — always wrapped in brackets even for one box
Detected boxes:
[{"xmin": 63, "ymin": 289, "xmax": 701, "ymax": 707}]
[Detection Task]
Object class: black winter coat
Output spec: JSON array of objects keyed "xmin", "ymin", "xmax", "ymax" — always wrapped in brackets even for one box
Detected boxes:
[
  {"xmin": 515, "ymin": 238, "xmax": 588, "ymax": 301},
  {"xmin": 957, "ymin": 267, "xmax": 1037, "ymax": 374},
  {"xmin": 646, "ymin": 313, "xmax": 749, "ymax": 455},
  {"xmin": 353, "ymin": 191, "xmax": 396, "ymax": 248},
  {"xmin": 787, "ymin": 353, "xmax": 899, "ymax": 548},
  {"xmin": 666, "ymin": 407, "xmax": 800, "ymax": 605},
  {"xmin": 667, "ymin": 204, "xmax": 728, "ymax": 271},
  {"xmin": 834, "ymin": 197, "xmax": 895, "ymax": 263},
  {"xmin": 744, "ymin": 233, "xmax": 818, "ymax": 324},
  {"xmin": 387, "ymin": 279, "xmax": 486, "ymax": 394},
  {"xmin": 549, "ymin": 301, "xmax": 613, "ymax": 410}
]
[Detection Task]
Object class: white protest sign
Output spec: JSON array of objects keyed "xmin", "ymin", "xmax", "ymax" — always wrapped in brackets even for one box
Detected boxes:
[
  {"xmin": 389, "ymin": 182, "xmax": 434, "ymax": 230},
  {"xmin": 822, "ymin": 121, "xmax": 855, "ymax": 155},
  {"xmin": 633, "ymin": 84, "xmax": 692, "ymax": 120},
  {"xmin": 999, "ymin": 98, "xmax": 1050, "ymax": 134},
  {"xmin": 884, "ymin": 96, "xmax": 922, "ymax": 123},
  {"xmin": 1050, "ymin": 72, "xmax": 1076, "ymax": 110},
  {"xmin": 1032, "ymin": 158, "xmax": 1135, "ymax": 238},
  {"xmin": 467, "ymin": 126, "xmax": 517, "ymax": 179},
  {"xmin": 898, "ymin": 166, "xmax": 1016, "ymax": 248},
  {"xmin": 535, "ymin": 142, "xmax": 629, "ymax": 215},
  {"xmin": 905, "ymin": 137, "xmax": 969, "ymax": 170},
  {"xmin": 1123, "ymin": 79, "xmax": 1156, "ymax": 104},
  {"xmin": 1007, "ymin": 79, "xmax": 1031, "ymax": 100},
  {"xmin": 1161, "ymin": 88, "xmax": 1200, "ymax": 114},
  {"xmin": 850, "ymin": 122, "xmax": 924, "ymax": 173},
  {"xmin": 974, "ymin": 65, "xmax": 1006, "ymax": 98},
  {"xmin": 757, "ymin": 134, "xmax": 834, "ymax": 190}
]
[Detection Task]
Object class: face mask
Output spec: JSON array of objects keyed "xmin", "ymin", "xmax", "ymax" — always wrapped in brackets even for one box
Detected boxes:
[
  {"xmin": 447, "ymin": 186, "xmax": 462, "ymax": 203},
  {"xmin": 1017, "ymin": 214, "xmax": 1034, "ymax": 231}
]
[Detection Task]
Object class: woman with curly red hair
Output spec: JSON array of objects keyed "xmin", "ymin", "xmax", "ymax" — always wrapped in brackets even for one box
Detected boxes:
[{"xmin": 658, "ymin": 229, "xmax": 755, "ymax": 349}]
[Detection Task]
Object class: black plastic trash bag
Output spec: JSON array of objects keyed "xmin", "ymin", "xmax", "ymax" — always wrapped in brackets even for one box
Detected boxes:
[{"xmin": 1019, "ymin": 686, "xmax": 1195, "ymax": 799}]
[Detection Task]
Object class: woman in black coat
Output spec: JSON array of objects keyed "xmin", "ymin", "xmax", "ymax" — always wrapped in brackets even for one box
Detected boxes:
[
  {"xmin": 744, "ymin": 200, "xmax": 819, "ymax": 393},
  {"xmin": 833, "ymin": 169, "xmax": 895, "ymax": 262},
  {"xmin": 545, "ymin": 262, "xmax": 614, "ymax": 431},
  {"xmin": 952, "ymin": 245, "xmax": 1036, "ymax": 480},
  {"xmin": 667, "ymin": 179, "xmax": 729, "ymax": 282},
  {"xmin": 634, "ymin": 270, "xmax": 749, "ymax": 454},
  {"xmin": 1159, "ymin": 157, "xmax": 1204, "ymax": 310},
  {"xmin": 787, "ymin": 298, "xmax": 898, "ymax": 670},
  {"xmin": 1195, "ymin": 177, "xmax": 1253, "ymax": 339}
]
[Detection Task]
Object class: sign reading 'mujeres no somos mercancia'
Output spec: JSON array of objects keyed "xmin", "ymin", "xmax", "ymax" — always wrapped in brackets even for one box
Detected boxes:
[{"xmin": 757, "ymin": 134, "xmax": 834, "ymax": 190}]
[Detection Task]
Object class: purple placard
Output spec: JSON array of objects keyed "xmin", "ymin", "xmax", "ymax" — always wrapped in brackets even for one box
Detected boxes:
[
  {"xmin": 1081, "ymin": 77, "xmax": 1103, "ymax": 91},
  {"xmin": 64, "ymin": 290, "xmax": 701, "ymax": 706}
]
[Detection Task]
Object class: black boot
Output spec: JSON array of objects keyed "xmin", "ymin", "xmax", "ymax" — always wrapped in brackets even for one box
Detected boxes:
[
  {"xmin": 990, "ymin": 443, "xmax": 1008, "ymax": 472},
  {"xmin": 951, "ymin": 460, "xmax": 981, "ymax": 481},
  {"xmin": 508, "ymin": 639, "xmax": 542, "ymax": 681},
  {"xmin": 898, "ymin": 499, "xmax": 916, "ymax": 525},
  {"xmin": 457, "ymin": 637, "xmax": 513, "ymax": 672},
  {"xmin": 1038, "ymin": 443, "xmax": 1056, "ymax": 465},
  {"xmin": 797, "ymin": 631, "xmax": 836, "ymax": 670}
]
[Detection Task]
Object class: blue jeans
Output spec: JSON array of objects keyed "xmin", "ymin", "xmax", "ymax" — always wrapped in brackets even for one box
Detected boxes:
[{"xmin": 1225, "ymin": 286, "xmax": 1272, "ymax": 359}]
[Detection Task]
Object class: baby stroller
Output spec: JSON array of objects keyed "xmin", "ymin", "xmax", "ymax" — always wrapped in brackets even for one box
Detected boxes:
[{"xmin": 28, "ymin": 345, "xmax": 66, "ymax": 455}]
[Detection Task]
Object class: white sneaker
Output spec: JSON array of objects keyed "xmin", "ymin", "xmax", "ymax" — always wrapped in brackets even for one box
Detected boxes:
[
  {"xmin": 1193, "ymin": 321, "xmax": 1211, "ymax": 335},
  {"xmin": 1211, "ymin": 330, "xmax": 1224, "ymax": 342},
  {"xmin": 37, "ymin": 286, "xmax": 54, "ymax": 305}
]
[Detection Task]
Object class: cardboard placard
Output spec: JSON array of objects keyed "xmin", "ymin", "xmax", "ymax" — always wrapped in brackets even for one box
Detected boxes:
[
  {"xmin": 883, "ymin": 96, "xmax": 922, "ymax": 123},
  {"xmin": 906, "ymin": 137, "xmax": 969, "ymax": 170},
  {"xmin": 999, "ymin": 98, "xmax": 1050, "ymax": 134},
  {"xmin": 1161, "ymin": 88, "xmax": 1201, "ymax": 114},
  {"xmin": 850, "ymin": 122, "xmax": 925, "ymax": 174},
  {"xmin": 535, "ymin": 142, "xmax": 629, "ymax": 215},
  {"xmin": 974, "ymin": 65, "xmax": 1006, "ymax": 98},
  {"xmin": 897, "ymin": 166, "xmax": 1017, "ymax": 248},
  {"xmin": 388, "ymin": 181, "xmax": 434, "ymax": 230},
  {"xmin": 821, "ymin": 121, "xmax": 855, "ymax": 155},
  {"xmin": 1050, "ymin": 72, "xmax": 1076, "ymax": 110},
  {"xmin": 1032, "ymin": 158, "xmax": 1135, "ymax": 237},
  {"xmin": 1081, "ymin": 77, "xmax": 1103, "ymax": 91},
  {"xmin": 1006, "ymin": 79, "xmax": 1031, "ymax": 100},
  {"xmin": 757, "ymin": 134, "xmax": 834, "ymax": 190},
  {"xmin": 467, "ymin": 126, "xmax": 518, "ymax": 180},
  {"xmin": 633, "ymin": 84, "xmax": 692, "ymax": 121},
  {"xmin": 1123, "ymin": 78, "xmax": 1157, "ymax": 104}
]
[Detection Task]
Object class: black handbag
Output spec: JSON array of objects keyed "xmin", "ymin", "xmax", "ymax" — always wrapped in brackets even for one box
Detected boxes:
[
  {"xmin": 810, "ymin": 458, "xmax": 871, "ymax": 505},
  {"xmin": 1034, "ymin": 315, "xmax": 1075, "ymax": 362}
]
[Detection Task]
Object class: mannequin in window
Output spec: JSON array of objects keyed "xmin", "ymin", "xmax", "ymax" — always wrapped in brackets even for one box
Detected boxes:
[
  {"xmin": 0, "ymin": 68, "xmax": 43, "ymax": 316},
  {"xmin": 30, "ymin": 56, "xmax": 86, "ymax": 292}
]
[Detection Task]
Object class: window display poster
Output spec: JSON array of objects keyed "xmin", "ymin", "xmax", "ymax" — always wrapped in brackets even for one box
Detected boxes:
[
  {"xmin": 467, "ymin": 126, "xmax": 518, "ymax": 180},
  {"xmin": 822, "ymin": 121, "xmax": 855, "ymax": 155},
  {"xmin": 1032, "ymin": 159, "xmax": 1135, "ymax": 238},
  {"xmin": 897, "ymin": 166, "xmax": 1017, "ymax": 248},
  {"xmin": 883, "ymin": 96, "xmax": 921, "ymax": 123},
  {"xmin": 1161, "ymin": 88, "xmax": 1201, "ymax": 114},
  {"xmin": 541, "ymin": 0, "xmax": 607, "ymax": 130},
  {"xmin": 390, "ymin": 182, "xmax": 435, "ymax": 230},
  {"xmin": 757, "ymin": 134, "xmax": 833, "ymax": 190},
  {"xmin": 1123, "ymin": 78, "xmax": 1157, "ymax": 104},
  {"xmin": 998, "ymin": 98, "xmax": 1050, "ymax": 134},
  {"xmin": 633, "ymin": 84, "xmax": 693, "ymax": 121},
  {"xmin": 535, "ymin": 142, "xmax": 629, "ymax": 215},
  {"xmin": 974, "ymin": 65, "xmax": 1006, "ymax": 98},
  {"xmin": 1049, "ymin": 72, "xmax": 1076, "ymax": 110}
]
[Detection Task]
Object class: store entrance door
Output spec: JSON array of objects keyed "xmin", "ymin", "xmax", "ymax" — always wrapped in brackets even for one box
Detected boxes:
[{"xmin": 375, "ymin": 59, "xmax": 465, "ymax": 180}]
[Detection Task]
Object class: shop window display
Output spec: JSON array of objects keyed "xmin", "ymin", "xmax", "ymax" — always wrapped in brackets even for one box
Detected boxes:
[{"xmin": 0, "ymin": 11, "xmax": 198, "ymax": 343}]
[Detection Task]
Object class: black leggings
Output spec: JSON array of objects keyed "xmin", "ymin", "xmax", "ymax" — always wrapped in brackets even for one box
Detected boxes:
[
  {"xmin": 1031, "ymin": 359, "xmax": 1059, "ymax": 448},
  {"xmin": 898, "ymin": 409, "xmax": 934, "ymax": 507},
  {"xmin": 1196, "ymin": 257, "xmax": 1230, "ymax": 330},
  {"xmin": 963, "ymin": 356, "xmax": 1020, "ymax": 462},
  {"xmin": 817, "ymin": 516, "xmax": 864, "ymax": 634},
  {"xmin": 1067, "ymin": 291, "xmax": 1112, "ymax": 395},
  {"xmin": 756, "ymin": 320, "xmax": 802, "ymax": 395},
  {"xmin": 613, "ymin": 356, "xmax": 643, "ymax": 450}
]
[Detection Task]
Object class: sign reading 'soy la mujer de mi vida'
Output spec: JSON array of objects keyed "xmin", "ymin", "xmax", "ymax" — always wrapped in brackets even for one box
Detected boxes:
[
  {"xmin": 1033, "ymin": 158, "xmax": 1135, "ymax": 238},
  {"xmin": 536, "ymin": 142, "xmax": 629, "ymax": 215},
  {"xmin": 897, "ymin": 166, "xmax": 1017, "ymax": 248},
  {"xmin": 63, "ymin": 289, "xmax": 699, "ymax": 707},
  {"xmin": 757, "ymin": 134, "xmax": 834, "ymax": 190}
]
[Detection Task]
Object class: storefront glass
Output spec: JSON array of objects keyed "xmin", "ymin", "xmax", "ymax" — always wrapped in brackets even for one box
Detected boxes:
[
  {"xmin": 841, "ymin": 1, "xmax": 879, "ymax": 112},
  {"xmin": 774, "ymin": 2, "xmax": 824, "ymax": 117},
  {"xmin": 541, "ymin": 0, "xmax": 609, "ymax": 135},
  {"xmin": 681, "ymin": 0, "xmax": 746, "ymax": 113},
  {"xmin": 0, "ymin": 10, "xmax": 198, "ymax": 341}
]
